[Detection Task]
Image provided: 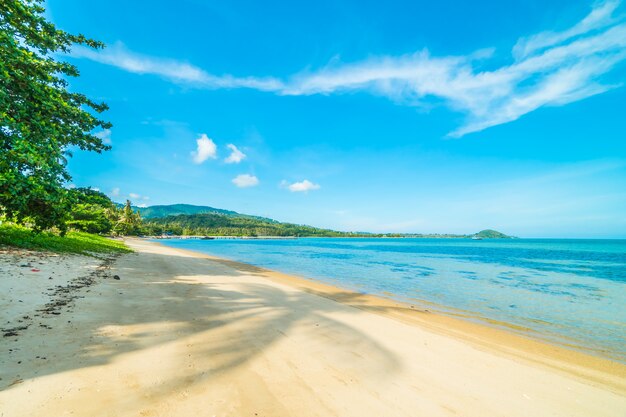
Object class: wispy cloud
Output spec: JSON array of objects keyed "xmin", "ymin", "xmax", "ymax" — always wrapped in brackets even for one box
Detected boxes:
[
  {"xmin": 129, "ymin": 192, "xmax": 150, "ymax": 201},
  {"xmin": 95, "ymin": 128, "xmax": 112, "ymax": 145},
  {"xmin": 112, "ymin": 188, "xmax": 150, "ymax": 202},
  {"xmin": 191, "ymin": 133, "xmax": 217, "ymax": 164},
  {"xmin": 283, "ymin": 179, "xmax": 321, "ymax": 192},
  {"xmin": 232, "ymin": 174, "xmax": 259, "ymax": 188},
  {"xmin": 74, "ymin": 2, "xmax": 626, "ymax": 136},
  {"xmin": 282, "ymin": 1, "xmax": 626, "ymax": 137},
  {"xmin": 512, "ymin": 0, "xmax": 622, "ymax": 59},
  {"xmin": 224, "ymin": 144, "xmax": 246, "ymax": 164},
  {"xmin": 72, "ymin": 42, "xmax": 283, "ymax": 90}
]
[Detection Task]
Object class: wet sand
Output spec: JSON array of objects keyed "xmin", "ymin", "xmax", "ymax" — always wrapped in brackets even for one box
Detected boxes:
[{"xmin": 1, "ymin": 238, "xmax": 624, "ymax": 416}]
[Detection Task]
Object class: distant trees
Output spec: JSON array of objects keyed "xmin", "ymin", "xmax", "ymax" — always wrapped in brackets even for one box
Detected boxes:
[
  {"xmin": 0, "ymin": 0, "xmax": 110, "ymax": 231},
  {"xmin": 473, "ymin": 229, "xmax": 512, "ymax": 239},
  {"xmin": 65, "ymin": 188, "xmax": 115, "ymax": 234},
  {"xmin": 65, "ymin": 190, "xmax": 142, "ymax": 236},
  {"xmin": 113, "ymin": 200, "xmax": 142, "ymax": 236},
  {"xmin": 143, "ymin": 213, "xmax": 366, "ymax": 237},
  {"xmin": 140, "ymin": 213, "xmax": 513, "ymax": 238}
]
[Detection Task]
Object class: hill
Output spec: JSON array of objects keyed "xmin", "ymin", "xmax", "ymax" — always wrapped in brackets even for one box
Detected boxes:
[
  {"xmin": 138, "ymin": 206, "xmax": 513, "ymax": 238},
  {"xmin": 134, "ymin": 204, "xmax": 238, "ymax": 218},
  {"xmin": 131, "ymin": 203, "xmax": 278, "ymax": 223},
  {"xmin": 473, "ymin": 229, "xmax": 513, "ymax": 239},
  {"xmin": 143, "ymin": 213, "xmax": 361, "ymax": 237}
]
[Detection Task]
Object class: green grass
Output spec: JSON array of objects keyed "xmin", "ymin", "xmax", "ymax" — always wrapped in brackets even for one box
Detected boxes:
[{"xmin": 0, "ymin": 223, "xmax": 132, "ymax": 255}]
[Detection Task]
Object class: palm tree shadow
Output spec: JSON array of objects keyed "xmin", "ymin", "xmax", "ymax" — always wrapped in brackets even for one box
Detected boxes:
[{"xmin": 1, "ymin": 250, "xmax": 401, "ymax": 401}]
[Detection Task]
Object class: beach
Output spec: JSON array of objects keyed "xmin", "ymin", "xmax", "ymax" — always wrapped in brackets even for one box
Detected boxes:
[{"xmin": 1, "ymin": 238, "xmax": 625, "ymax": 416}]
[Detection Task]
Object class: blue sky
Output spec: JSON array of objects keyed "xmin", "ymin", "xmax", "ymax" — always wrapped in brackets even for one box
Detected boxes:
[{"xmin": 49, "ymin": 0, "xmax": 626, "ymax": 237}]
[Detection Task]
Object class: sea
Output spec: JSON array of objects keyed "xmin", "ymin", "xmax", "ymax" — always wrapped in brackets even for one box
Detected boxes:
[{"xmin": 155, "ymin": 238, "xmax": 626, "ymax": 362}]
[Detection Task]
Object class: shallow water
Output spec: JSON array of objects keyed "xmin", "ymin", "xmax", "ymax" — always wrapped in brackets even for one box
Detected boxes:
[{"xmin": 156, "ymin": 238, "xmax": 626, "ymax": 361}]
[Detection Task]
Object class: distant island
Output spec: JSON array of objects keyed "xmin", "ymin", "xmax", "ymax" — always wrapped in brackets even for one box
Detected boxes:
[{"xmin": 135, "ymin": 204, "xmax": 513, "ymax": 239}]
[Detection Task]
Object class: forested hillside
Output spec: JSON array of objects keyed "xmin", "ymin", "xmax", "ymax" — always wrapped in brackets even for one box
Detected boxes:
[
  {"xmin": 143, "ymin": 213, "xmax": 363, "ymax": 237},
  {"xmin": 135, "ymin": 204, "xmax": 239, "ymax": 218},
  {"xmin": 143, "ymin": 212, "xmax": 513, "ymax": 238}
]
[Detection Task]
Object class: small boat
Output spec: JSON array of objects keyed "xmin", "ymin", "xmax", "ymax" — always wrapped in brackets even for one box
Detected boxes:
[
  {"xmin": 471, "ymin": 236, "xmax": 483, "ymax": 240},
  {"xmin": 200, "ymin": 236, "xmax": 215, "ymax": 240}
]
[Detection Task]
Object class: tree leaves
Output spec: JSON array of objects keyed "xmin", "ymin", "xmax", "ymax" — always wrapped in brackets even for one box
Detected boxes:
[{"xmin": 0, "ymin": 0, "xmax": 110, "ymax": 231}]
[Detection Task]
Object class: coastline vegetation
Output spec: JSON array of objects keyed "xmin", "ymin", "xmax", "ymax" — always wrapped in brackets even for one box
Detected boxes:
[
  {"xmin": 142, "ymin": 212, "xmax": 511, "ymax": 238},
  {"xmin": 0, "ymin": 1, "xmax": 130, "ymax": 252},
  {"xmin": 1, "ymin": 1, "xmax": 111, "ymax": 233},
  {"xmin": 133, "ymin": 205, "xmax": 512, "ymax": 238},
  {"xmin": 0, "ymin": 223, "xmax": 131, "ymax": 254},
  {"xmin": 0, "ymin": 187, "xmax": 142, "ymax": 252}
]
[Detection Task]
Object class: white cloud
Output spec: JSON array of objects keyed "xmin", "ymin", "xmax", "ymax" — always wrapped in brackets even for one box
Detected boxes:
[
  {"xmin": 92, "ymin": 187, "xmax": 100, "ymax": 192},
  {"xmin": 224, "ymin": 144, "xmax": 246, "ymax": 164},
  {"xmin": 127, "ymin": 192, "xmax": 150, "ymax": 202},
  {"xmin": 282, "ymin": 8, "xmax": 626, "ymax": 137},
  {"xmin": 74, "ymin": 2, "xmax": 626, "ymax": 136},
  {"xmin": 111, "ymin": 187, "xmax": 120, "ymax": 197},
  {"xmin": 95, "ymin": 128, "xmax": 112, "ymax": 145},
  {"xmin": 232, "ymin": 174, "xmax": 259, "ymax": 188},
  {"xmin": 512, "ymin": 0, "xmax": 621, "ymax": 59},
  {"xmin": 72, "ymin": 42, "xmax": 283, "ymax": 90},
  {"xmin": 191, "ymin": 133, "xmax": 217, "ymax": 164},
  {"xmin": 285, "ymin": 179, "xmax": 321, "ymax": 192}
]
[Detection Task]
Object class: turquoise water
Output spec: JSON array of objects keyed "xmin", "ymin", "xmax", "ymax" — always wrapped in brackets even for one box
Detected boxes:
[{"xmin": 156, "ymin": 238, "xmax": 626, "ymax": 361}]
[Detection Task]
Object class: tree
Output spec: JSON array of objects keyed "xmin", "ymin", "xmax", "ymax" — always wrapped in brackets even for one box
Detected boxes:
[
  {"xmin": 66, "ymin": 203, "xmax": 113, "ymax": 234},
  {"xmin": 65, "ymin": 187, "xmax": 116, "ymax": 234},
  {"xmin": 113, "ymin": 200, "xmax": 142, "ymax": 236},
  {"xmin": 0, "ymin": 0, "xmax": 110, "ymax": 231}
]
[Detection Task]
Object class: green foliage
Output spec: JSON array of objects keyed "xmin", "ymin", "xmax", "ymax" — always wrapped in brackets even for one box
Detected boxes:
[
  {"xmin": 0, "ymin": 223, "xmax": 131, "ymax": 254},
  {"xmin": 66, "ymin": 203, "xmax": 113, "ymax": 234},
  {"xmin": 61, "ymin": 189, "xmax": 143, "ymax": 236},
  {"xmin": 142, "ymin": 211, "xmax": 512, "ymax": 239},
  {"xmin": 0, "ymin": 0, "xmax": 110, "ymax": 231},
  {"xmin": 473, "ymin": 229, "xmax": 512, "ymax": 239},
  {"xmin": 113, "ymin": 200, "xmax": 142, "ymax": 236},
  {"xmin": 70, "ymin": 186, "xmax": 114, "ymax": 207},
  {"xmin": 136, "ymin": 204, "xmax": 240, "ymax": 219},
  {"xmin": 145, "ymin": 213, "xmax": 377, "ymax": 237},
  {"xmin": 65, "ymin": 187, "xmax": 116, "ymax": 234}
]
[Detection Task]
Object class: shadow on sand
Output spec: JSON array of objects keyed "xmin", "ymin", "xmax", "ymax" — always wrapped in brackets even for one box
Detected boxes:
[{"xmin": 1, "ymin": 248, "xmax": 403, "ymax": 397}]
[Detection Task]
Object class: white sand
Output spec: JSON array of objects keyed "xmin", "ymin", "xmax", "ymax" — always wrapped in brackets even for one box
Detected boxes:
[
  {"xmin": 0, "ymin": 239, "xmax": 624, "ymax": 416},
  {"xmin": 0, "ymin": 248, "xmax": 104, "ymax": 332}
]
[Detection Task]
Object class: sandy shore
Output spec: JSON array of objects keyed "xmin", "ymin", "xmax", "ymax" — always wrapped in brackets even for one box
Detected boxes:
[{"xmin": 1, "ymin": 238, "xmax": 624, "ymax": 416}]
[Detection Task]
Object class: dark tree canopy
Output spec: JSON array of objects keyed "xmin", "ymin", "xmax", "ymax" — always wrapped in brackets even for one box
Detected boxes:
[{"xmin": 0, "ymin": 0, "xmax": 110, "ymax": 231}]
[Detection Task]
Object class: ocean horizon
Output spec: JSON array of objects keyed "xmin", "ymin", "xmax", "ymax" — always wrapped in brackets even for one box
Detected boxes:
[{"xmin": 156, "ymin": 237, "xmax": 626, "ymax": 362}]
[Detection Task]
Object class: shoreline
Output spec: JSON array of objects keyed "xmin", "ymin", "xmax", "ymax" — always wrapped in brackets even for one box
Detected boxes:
[
  {"xmin": 147, "ymin": 238, "xmax": 626, "ymax": 393},
  {"xmin": 148, "ymin": 235, "xmax": 515, "ymax": 239}
]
